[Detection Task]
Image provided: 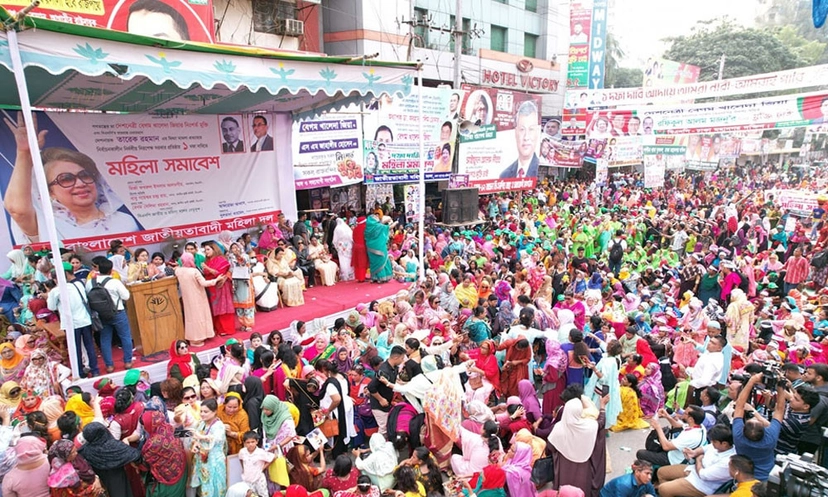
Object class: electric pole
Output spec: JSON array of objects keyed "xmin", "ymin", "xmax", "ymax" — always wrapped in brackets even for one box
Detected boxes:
[{"xmin": 453, "ymin": 0, "xmax": 462, "ymax": 89}]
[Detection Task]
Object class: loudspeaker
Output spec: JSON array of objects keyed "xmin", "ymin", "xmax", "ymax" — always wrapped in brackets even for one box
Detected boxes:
[{"xmin": 442, "ymin": 187, "xmax": 479, "ymax": 225}]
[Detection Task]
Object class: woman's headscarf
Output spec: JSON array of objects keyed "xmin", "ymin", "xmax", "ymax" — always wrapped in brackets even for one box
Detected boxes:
[
  {"xmin": 226, "ymin": 482, "xmax": 254, "ymax": 497},
  {"xmin": 360, "ymin": 433, "xmax": 398, "ymax": 476},
  {"xmin": 476, "ymin": 464, "xmax": 507, "ymax": 490},
  {"xmin": 78, "ymin": 422, "xmax": 141, "ymax": 470},
  {"xmin": 180, "ymin": 252, "xmax": 196, "ymax": 268},
  {"xmin": 258, "ymin": 224, "xmax": 282, "ymax": 251},
  {"xmin": 517, "ymin": 380, "xmax": 541, "ymax": 421},
  {"xmin": 286, "ymin": 445, "xmax": 317, "ymax": 489},
  {"xmin": 332, "ymin": 347, "xmax": 353, "ymax": 374},
  {"xmin": 466, "ymin": 400, "xmax": 495, "ymax": 424},
  {"xmin": 635, "ymin": 339, "xmax": 658, "ymax": 367},
  {"xmin": 243, "ymin": 376, "xmax": 265, "ymax": 432},
  {"xmin": 48, "ymin": 439, "xmax": 96, "ymax": 487},
  {"xmin": 512, "ymin": 429, "xmax": 546, "ymax": 463},
  {"xmin": 15, "ymin": 335, "xmax": 35, "ymax": 358},
  {"xmin": 497, "ymin": 301, "xmax": 515, "ymax": 331},
  {"xmin": 0, "ymin": 343, "xmax": 24, "ymax": 371},
  {"xmin": 503, "ymin": 442, "xmax": 535, "ymax": 497},
  {"xmin": 545, "ymin": 338, "xmax": 567, "ymax": 373},
  {"xmin": 0, "ymin": 381, "xmax": 21, "ymax": 409},
  {"xmin": 261, "ymin": 394, "xmax": 292, "ymax": 440},
  {"xmin": 41, "ymin": 396, "xmax": 64, "ymax": 431},
  {"xmin": 548, "ymin": 398, "xmax": 598, "ymax": 463},
  {"xmin": 141, "ymin": 410, "xmax": 187, "ymax": 485},
  {"xmin": 21, "ymin": 349, "xmax": 54, "ymax": 396},
  {"xmin": 167, "ymin": 340, "xmax": 194, "ymax": 378},
  {"xmin": 65, "ymin": 394, "xmax": 96, "ymax": 428},
  {"xmin": 5, "ymin": 250, "xmax": 27, "ymax": 279}
]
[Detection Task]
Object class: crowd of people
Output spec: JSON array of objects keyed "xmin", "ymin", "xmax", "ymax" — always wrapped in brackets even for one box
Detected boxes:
[{"xmin": 0, "ymin": 163, "xmax": 827, "ymax": 497}]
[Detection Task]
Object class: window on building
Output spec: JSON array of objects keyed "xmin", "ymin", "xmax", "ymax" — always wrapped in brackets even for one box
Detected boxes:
[
  {"xmin": 494, "ymin": 0, "xmax": 508, "ymax": 3},
  {"xmin": 413, "ymin": 8, "xmax": 428, "ymax": 48},
  {"xmin": 490, "ymin": 25, "xmax": 507, "ymax": 53},
  {"xmin": 449, "ymin": 16, "xmax": 473, "ymax": 54},
  {"xmin": 523, "ymin": 33, "xmax": 538, "ymax": 58},
  {"xmin": 525, "ymin": 0, "xmax": 538, "ymax": 12},
  {"xmin": 253, "ymin": 0, "xmax": 296, "ymax": 34}
]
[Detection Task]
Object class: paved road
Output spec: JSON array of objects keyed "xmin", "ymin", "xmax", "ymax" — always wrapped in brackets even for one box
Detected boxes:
[{"xmin": 604, "ymin": 427, "xmax": 650, "ymax": 482}]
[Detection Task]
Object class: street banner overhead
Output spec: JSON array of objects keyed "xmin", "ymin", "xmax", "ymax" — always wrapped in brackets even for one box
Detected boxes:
[{"xmin": 564, "ymin": 64, "xmax": 828, "ymax": 109}]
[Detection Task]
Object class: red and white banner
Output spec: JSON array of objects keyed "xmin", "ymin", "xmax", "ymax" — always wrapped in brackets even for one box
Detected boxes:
[
  {"xmin": 0, "ymin": 112, "xmax": 281, "ymax": 248},
  {"xmin": 3, "ymin": 0, "xmax": 215, "ymax": 43},
  {"xmin": 564, "ymin": 64, "xmax": 828, "ymax": 109}
]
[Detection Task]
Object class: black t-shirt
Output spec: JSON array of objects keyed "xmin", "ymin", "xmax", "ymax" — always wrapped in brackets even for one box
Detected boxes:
[{"xmin": 367, "ymin": 361, "xmax": 397, "ymax": 411}]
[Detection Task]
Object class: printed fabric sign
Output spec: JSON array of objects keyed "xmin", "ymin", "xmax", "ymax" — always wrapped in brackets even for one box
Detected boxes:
[
  {"xmin": 403, "ymin": 184, "xmax": 421, "ymax": 224},
  {"xmin": 685, "ymin": 134, "xmax": 722, "ymax": 170},
  {"xmin": 604, "ymin": 136, "xmax": 643, "ymax": 167},
  {"xmin": 0, "ymin": 111, "xmax": 280, "ymax": 250},
  {"xmin": 457, "ymin": 85, "xmax": 542, "ymax": 192},
  {"xmin": 644, "ymin": 155, "xmax": 666, "ymax": 188},
  {"xmin": 567, "ymin": 0, "xmax": 592, "ymax": 88},
  {"xmin": 542, "ymin": 138, "xmax": 584, "ymax": 168},
  {"xmin": 292, "ymin": 114, "xmax": 363, "ymax": 190},
  {"xmin": 3, "ymin": 0, "xmax": 215, "ymax": 42},
  {"xmin": 363, "ymin": 88, "xmax": 460, "ymax": 184},
  {"xmin": 643, "ymin": 136, "xmax": 688, "ymax": 171}
]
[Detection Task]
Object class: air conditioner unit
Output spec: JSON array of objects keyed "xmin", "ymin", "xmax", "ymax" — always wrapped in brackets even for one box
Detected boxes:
[{"xmin": 284, "ymin": 19, "xmax": 304, "ymax": 36}]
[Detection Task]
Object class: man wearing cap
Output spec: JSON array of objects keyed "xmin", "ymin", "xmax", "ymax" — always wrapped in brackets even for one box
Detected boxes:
[{"xmin": 47, "ymin": 261, "xmax": 99, "ymax": 378}]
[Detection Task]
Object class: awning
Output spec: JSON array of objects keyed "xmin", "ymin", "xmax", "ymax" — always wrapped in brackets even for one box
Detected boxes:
[{"xmin": 0, "ymin": 8, "xmax": 418, "ymax": 119}]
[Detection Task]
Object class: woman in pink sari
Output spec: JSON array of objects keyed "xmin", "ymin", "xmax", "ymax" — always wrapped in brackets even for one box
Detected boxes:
[
  {"xmin": 258, "ymin": 224, "xmax": 282, "ymax": 253},
  {"xmin": 202, "ymin": 241, "xmax": 235, "ymax": 336}
]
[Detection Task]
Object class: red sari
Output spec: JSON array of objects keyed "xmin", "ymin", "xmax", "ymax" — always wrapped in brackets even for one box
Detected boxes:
[
  {"xmin": 205, "ymin": 255, "xmax": 235, "ymax": 336},
  {"xmin": 352, "ymin": 217, "xmax": 369, "ymax": 282}
]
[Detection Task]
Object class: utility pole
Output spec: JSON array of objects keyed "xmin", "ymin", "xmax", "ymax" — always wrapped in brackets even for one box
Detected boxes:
[
  {"xmin": 717, "ymin": 54, "xmax": 726, "ymax": 81},
  {"xmin": 453, "ymin": 0, "xmax": 462, "ymax": 89}
]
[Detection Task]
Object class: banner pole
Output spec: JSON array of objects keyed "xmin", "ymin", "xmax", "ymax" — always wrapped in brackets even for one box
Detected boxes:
[
  {"xmin": 417, "ymin": 69, "xmax": 425, "ymax": 282},
  {"xmin": 7, "ymin": 29, "xmax": 81, "ymax": 380}
]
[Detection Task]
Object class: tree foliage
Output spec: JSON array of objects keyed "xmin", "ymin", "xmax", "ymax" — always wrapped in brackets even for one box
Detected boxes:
[
  {"xmin": 607, "ymin": 67, "xmax": 644, "ymax": 88},
  {"xmin": 663, "ymin": 18, "xmax": 807, "ymax": 81},
  {"xmin": 770, "ymin": 25, "xmax": 827, "ymax": 65}
]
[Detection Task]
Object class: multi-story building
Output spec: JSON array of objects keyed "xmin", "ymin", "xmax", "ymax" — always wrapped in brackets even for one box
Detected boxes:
[
  {"xmin": 212, "ymin": 0, "xmax": 323, "ymax": 52},
  {"xmin": 319, "ymin": 0, "xmax": 566, "ymax": 116}
]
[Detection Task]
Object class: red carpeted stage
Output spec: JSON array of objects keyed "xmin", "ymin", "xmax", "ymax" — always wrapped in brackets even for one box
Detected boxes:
[{"xmin": 77, "ymin": 279, "xmax": 408, "ymax": 388}]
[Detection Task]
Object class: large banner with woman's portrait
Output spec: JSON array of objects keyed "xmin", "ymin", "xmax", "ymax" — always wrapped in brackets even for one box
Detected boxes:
[{"xmin": 0, "ymin": 111, "xmax": 281, "ymax": 251}]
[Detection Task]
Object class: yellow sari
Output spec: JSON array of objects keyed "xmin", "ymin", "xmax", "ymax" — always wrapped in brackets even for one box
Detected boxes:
[
  {"xmin": 610, "ymin": 386, "xmax": 650, "ymax": 432},
  {"xmin": 454, "ymin": 282, "xmax": 478, "ymax": 309}
]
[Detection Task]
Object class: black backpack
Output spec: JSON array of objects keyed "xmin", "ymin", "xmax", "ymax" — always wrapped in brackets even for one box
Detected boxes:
[
  {"xmin": 609, "ymin": 241, "xmax": 624, "ymax": 262},
  {"xmin": 87, "ymin": 277, "xmax": 118, "ymax": 322}
]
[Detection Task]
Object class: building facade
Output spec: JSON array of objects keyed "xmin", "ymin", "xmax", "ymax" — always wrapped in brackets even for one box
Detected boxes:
[{"xmin": 319, "ymin": 0, "xmax": 566, "ymax": 115}]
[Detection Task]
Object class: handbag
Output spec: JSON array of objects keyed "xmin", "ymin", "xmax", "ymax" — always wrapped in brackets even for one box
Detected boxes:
[
  {"xmin": 71, "ymin": 282, "xmax": 103, "ymax": 332},
  {"xmin": 530, "ymin": 456, "xmax": 554, "ymax": 486},
  {"xmin": 267, "ymin": 456, "xmax": 290, "ymax": 486},
  {"xmin": 319, "ymin": 416, "xmax": 340, "ymax": 438}
]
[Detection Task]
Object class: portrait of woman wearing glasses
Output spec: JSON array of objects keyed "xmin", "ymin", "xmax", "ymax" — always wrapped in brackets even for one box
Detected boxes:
[{"xmin": 4, "ymin": 112, "xmax": 142, "ymax": 244}]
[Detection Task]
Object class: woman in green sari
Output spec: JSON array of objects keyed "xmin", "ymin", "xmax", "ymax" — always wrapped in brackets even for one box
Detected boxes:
[{"xmin": 365, "ymin": 214, "xmax": 393, "ymax": 283}]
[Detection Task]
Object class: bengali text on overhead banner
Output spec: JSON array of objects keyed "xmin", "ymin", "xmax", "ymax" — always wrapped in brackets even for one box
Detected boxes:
[
  {"xmin": 564, "ymin": 64, "xmax": 828, "ymax": 109},
  {"xmin": 0, "ymin": 112, "xmax": 281, "ymax": 251}
]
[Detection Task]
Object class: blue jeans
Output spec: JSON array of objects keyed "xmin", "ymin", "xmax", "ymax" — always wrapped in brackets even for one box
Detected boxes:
[
  {"xmin": 74, "ymin": 324, "xmax": 99, "ymax": 376},
  {"xmin": 100, "ymin": 310, "xmax": 133, "ymax": 367},
  {"xmin": 784, "ymin": 281, "xmax": 799, "ymax": 296},
  {"xmin": 609, "ymin": 260, "xmax": 622, "ymax": 277}
]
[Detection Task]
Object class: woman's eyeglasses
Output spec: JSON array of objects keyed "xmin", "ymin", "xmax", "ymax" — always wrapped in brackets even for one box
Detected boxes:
[
  {"xmin": 48, "ymin": 170, "xmax": 96, "ymax": 189},
  {"xmin": 178, "ymin": 344, "xmax": 188, "ymax": 350}
]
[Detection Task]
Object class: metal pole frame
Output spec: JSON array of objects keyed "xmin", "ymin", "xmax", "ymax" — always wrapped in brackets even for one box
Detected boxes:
[
  {"xmin": 417, "ymin": 69, "xmax": 425, "ymax": 282},
  {"xmin": 7, "ymin": 28, "xmax": 80, "ymax": 379}
]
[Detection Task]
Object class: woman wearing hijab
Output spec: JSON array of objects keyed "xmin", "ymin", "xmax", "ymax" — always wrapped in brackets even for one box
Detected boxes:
[
  {"xmin": 542, "ymin": 338, "xmax": 568, "ymax": 416},
  {"xmin": 725, "ymin": 288, "xmax": 753, "ymax": 350},
  {"xmin": 354, "ymin": 433, "xmax": 398, "ymax": 491},
  {"xmin": 2, "ymin": 435, "xmax": 50, "ymax": 497},
  {"xmin": 258, "ymin": 224, "xmax": 283, "ymax": 253},
  {"xmin": 174, "ymin": 253, "xmax": 219, "ymax": 346},
  {"xmin": 287, "ymin": 377, "xmax": 322, "ymax": 435},
  {"xmin": 548, "ymin": 395, "xmax": 603, "ymax": 496},
  {"xmin": 79, "ymin": 422, "xmax": 142, "ymax": 497},
  {"xmin": 261, "ymin": 394, "xmax": 297, "ymax": 452},
  {"xmin": 512, "ymin": 429, "xmax": 546, "ymax": 464},
  {"xmin": 465, "ymin": 340, "xmax": 500, "ymax": 405},
  {"xmin": 20, "ymin": 349, "xmax": 62, "ymax": 398},
  {"xmin": 167, "ymin": 339, "xmax": 202, "ymax": 383},
  {"xmin": 47, "ymin": 439, "xmax": 101, "ymax": 497},
  {"xmin": 461, "ymin": 400, "xmax": 495, "ymax": 434},
  {"xmin": 243, "ymin": 376, "xmax": 265, "ymax": 433},
  {"xmin": 287, "ymin": 445, "xmax": 326, "ymax": 493},
  {"xmin": 0, "ymin": 342, "xmax": 28, "ymax": 383},
  {"xmin": 141, "ymin": 410, "xmax": 188, "ymax": 497},
  {"xmin": 333, "ymin": 218, "xmax": 355, "ymax": 281},
  {"xmin": 638, "ymin": 362, "xmax": 665, "ymax": 418},
  {"xmin": 635, "ymin": 339, "xmax": 658, "ymax": 368},
  {"xmin": 466, "ymin": 461, "xmax": 507, "ymax": 497},
  {"xmin": 218, "ymin": 391, "xmax": 250, "ymax": 455},
  {"xmin": 503, "ymin": 442, "xmax": 536, "ymax": 497},
  {"xmin": 517, "ymin": 380, "xmax": 542, "ymax": 424}
]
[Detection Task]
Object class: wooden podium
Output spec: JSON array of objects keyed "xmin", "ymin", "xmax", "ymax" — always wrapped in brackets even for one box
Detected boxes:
[{"xmin": 125, "ymin": 277, "xmax": 183, "ymax": 357}]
